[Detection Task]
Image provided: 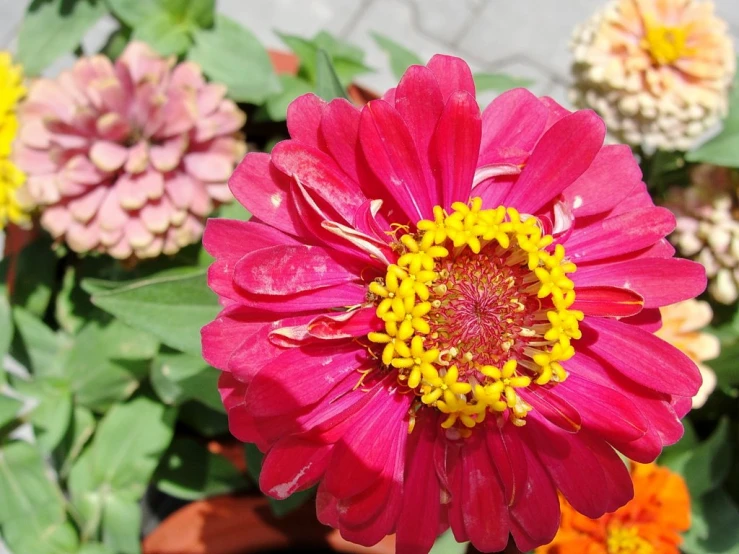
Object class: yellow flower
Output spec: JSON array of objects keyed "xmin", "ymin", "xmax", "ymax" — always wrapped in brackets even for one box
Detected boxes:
[
  {"xmin": 571, "ymin": 0, "xmax": 735, "ymax": 152},
  {"xmin": 0, "ymin": 52, "xmax": 28, "ymax": 229},
  {"xmin": 537, "ymin": 463, "xmax": 691, "ymax": 554},
  {"xmin": 656, "ymin": 299, "xmax": 719, "ymax": 408}
]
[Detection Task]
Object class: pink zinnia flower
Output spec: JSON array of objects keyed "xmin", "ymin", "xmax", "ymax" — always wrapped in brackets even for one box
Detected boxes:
[
  {"xmin": 202, "ymin": 56, "xmax": 705, "ymax": 553},
  {"xmin": 15, "ymin": 42, "xmax": 246, "ymax": 260}
]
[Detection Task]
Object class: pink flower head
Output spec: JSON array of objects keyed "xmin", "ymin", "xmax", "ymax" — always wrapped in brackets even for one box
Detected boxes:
[
  {"xmin": 202, "ymin": 55, "xmax": 705, "ymax": 554},
  {"xmin": 16, "ymin": 41, "xmax": 246, "ymax": 260}
]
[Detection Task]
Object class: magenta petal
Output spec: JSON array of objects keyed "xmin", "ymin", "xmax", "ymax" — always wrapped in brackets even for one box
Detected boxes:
[
  {"xmin": 563, "ymin": 145, "xmax": 642, "ymax": 217},
  {"xmin": 478, "ymin": 88, "xmax": 548, "ymax": 166},
  {"xmin": 395, "ymin": 65, "xmax": 444, "ymax": 196},
  {"xmin": 503, "ymin": 110, "xmax": 605, "ymax": 214},
  {"xmin": 228, "ymin": 153, "xmax": 302, "ymax": 236},
  {"xmin": 433, "ymin": 90, "xmax": 482, "ymax": 209},
  {"xmin": 529, "ymin": 418, "xmax": 632, "ymax": 518},
  {"xmin": 287, "ymin": 93, "xmax": 326, "ymax": 149},
  {"xmin": 219, "ymin": 373, "xmax": 268, "ymax": 449},
  {"xmin": 554, "ymin": 374, "xmax": 647, "ymax": 443},
  {"xmin": 509, "ymin": 438, "xmax": 559, "ymax": 551},
  {"xmin": 574, "ymin": 258, "xmax": 707, "ymax": 308},
  {"xmin": 203, "ymin": 219, "xmax": 300, "ymax": 263},
  {"xmin": 246, "ymin": 343, "xmax": 366, "ymax": 418},
  {"xmin": 323, "ymin": 393, "xmax": 411, "ymax": 499},
  {"xmin": 237, "ymin": 282, "xmax": 367, "ymax": 314},
  {"xmin": 460, "ymin": 435, "xmax": 509, "ymax": 552},
  {"xmin": 581, "ymin": 317, "xmax": 702, "ymax": 397},
  {"xmin": 426, "ymin": 54, "xmax": 475, "ymax": 101},
  {"xmin": 320, "ymin": 99, "xmax": 363, "ymax": 184},
  {"xmin": 522, "ymin": 388, "xmax": 582, "ymax": 433},
  {"xmin": 396, "ymin": 417, "xmax": 442, "ymax": 554},
  {"xmin": 621, "ymin": 308, "xmax": 663, "ymax": 332},
  {"xmin": 308, "ymin": 308, "xmax": 381, "ymax": 340},
  {"xmin": 201, "ymin": 309, "xmax": 267, "ymax": 370},
  {"xmin": 572, "ymin": 286, "xmax": 644, "ymax": 317},
  {"xmin": 359, "ymin": 99, "xmax": 434, "ymax": 221},
  {"xmin": 260, "ymin": 438, "xmax": 332, "ymax": 499},
  {"xmin": 271, "ymin": 141, "xmax": 367, "ymax": 224},
  {"xmin": 233, "ymin": 244, "xmax": 360, "ymax": 295},
  {"xmin": 566, "ymin": 207, "xmax": 676, "ymax": 263},
  {"xmin": 486, "ymin": 420, "xmax": 527, "ymax": 507}
]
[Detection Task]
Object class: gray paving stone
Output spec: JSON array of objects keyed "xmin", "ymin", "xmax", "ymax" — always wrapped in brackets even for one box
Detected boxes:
[
  {"xmin": 218, "ymin": 0, "xmax": 368, "ymax": 50},
  {"xmin": 406, "ymin": 0, "xmax": 478, "ymax": 45},
  {"xmin": 0, "ymin": 0, "xmax": 30, "ymax": 49}
]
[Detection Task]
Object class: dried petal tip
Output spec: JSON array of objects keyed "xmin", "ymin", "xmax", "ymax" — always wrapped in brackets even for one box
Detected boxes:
[
  {"xmin": 571, "ymin": 0, "xmax": 735, "ymax": 152},
  {"xmin": 15, "ymin": 42, "xmax": 246, "ymax": 260}
]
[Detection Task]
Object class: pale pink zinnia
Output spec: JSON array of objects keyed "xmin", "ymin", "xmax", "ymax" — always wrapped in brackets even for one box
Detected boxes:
[
  {"xmin": 202, "ymin": 56, "xmax": 705, "ymax": 553},
  {"xmin": 15, "ymin": 42, "xmax": 246, "ymax": 260}
]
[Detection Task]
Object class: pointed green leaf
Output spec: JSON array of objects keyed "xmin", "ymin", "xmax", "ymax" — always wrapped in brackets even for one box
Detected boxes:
[
  {"xmin": 315, "ymin": 49, "xmax": 348, "ymax": 101},
  {"xmin": 473, "ymin": 72, "xmax": 534, "ymax": 92},
  {"xmin": 151, "ymin": 350, "xmax": 222, "ymax": 410},
  {"xmin": 189, "ymin": 15, "xmax": 280, "ymax": 103},
  {"xmin": 17, "ymin": 0, "xmax": 107, "ymax": 76},
  {"xmin": 85, "ymin": 269, "xmax": 218, "ymax": 355}
]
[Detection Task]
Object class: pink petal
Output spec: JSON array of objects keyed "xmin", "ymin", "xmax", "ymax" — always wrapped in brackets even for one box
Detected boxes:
[
  {"xmin": 433, "ymin": 90, "xmax": 481, "ymax": 209},
  {"xmin": 359, "ymin": 99, "xmax": 433, "ymax": 221},
  {"xmin": 89, "ymin": 140, "xmax": 128, "ymax": 172},
  {"xmin": 503, "ymin": 110, "xmax": 605, "ymax": 214},
  {"xmin": 218, "ymin": 372, "xmax": 268, "ymax": 449},
  {"xmin": 478, "ymin": 88, "xmax": 548, "ymax": 166},
  {"xmin": 233, "ymin": 245, "xmax": 360, "ymax": 295},
  {"xmin": 323, "ymin": 393, "xmax": 412, "ymax": 498},
  {"xmin": 204, "ymin": 219, "xmax": 299, "ymax": 263},
  {"xmin": 150, "ymin": 135, "xmax": 187, "ymax": 172},
  {"xmin": 124, "ymin": 140, "xmax": 149, "ymax": 174},
  {"xmin": 540, "ymin": 96, "xmax": 571, "ymax": 130},
  {"xmin": 287, "ymin": 93, "xmax": 326, "ymax": 149},
  {"xmin": 270, "ymin": 141, "xmax": 367, "ymax": 224},
  {"xmin": 574, "ymin": 258, "xmax": 706, "ymax": 308},
  {"xmin": 394, "ymin": 65, "xmax": 444, "ymax": 197},
  {"xmin": 233, "ymin": 281, "xmax": 367, "ymax": 315},
  {"xmin": 581, "ymin": 317, "xmax": 701, "ymax": 397},
  {"xmin": 260, "ymin": 438, "xmax": 332, "ymax": 499},
  {"xmin": 201, "ymin": 309, "xmax": 268, "ymax": 370},
  {"xmin": 571, "ymin": 285, "xmax": 644, "ymax": 317},
  {"xmin": 184, "ymin": 152, "xmax": 233, "ymax": 182},
  {"xmin": 319, "ymin": 98, "xmax": 364, "ymax": 185},
  {"xmin": 228, "ymin": 153, "xmax": 302, "ymax": 236},
  {"xmin": 522, "ymin": 388, "xmax": 582, "ymax": 433},
  {"xmin": 68, "ymin": 186, "xmax": 107, "ymax": 223},
  {"xmin": 486, "ymin": 420, "xmax": 527, "ymax": 507},
  {"xmin": 621, "ymin": 308, "xmax": 663, "ymax": 332},
  {"xmin": 140, "ymin": 198, "xmax": 173, "ymax": 233},
  {"xmin": 426, "ymin": 54, "xmax": 475, "ymax": 102},
  {"xmin": 565, "ymin": 207, "xmax": 676, "ymax": 263},
  {"xmin": 96, "ymin": 112, "xmax": 131, "ymax": 142},
  {"xmin": 563, "ymin": 145, "xmax": 643, "ymax": 217}
]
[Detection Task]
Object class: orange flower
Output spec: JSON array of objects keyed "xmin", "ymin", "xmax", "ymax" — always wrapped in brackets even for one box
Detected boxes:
[{"xmin": 537, "ymin": 463, "xmax": 690, "ymax": 554}]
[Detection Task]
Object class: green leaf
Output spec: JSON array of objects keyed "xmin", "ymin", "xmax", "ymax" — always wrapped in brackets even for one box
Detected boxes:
[
  {"xmin": 105, "ymin": 0, "xmax": 161, "ymax": 26},
  {"xmin": 11, "ymin": 235, "xmax": 58, "ymax": 317},
  {"xmin": 101, "ymin": 495, "xmax": 140, "ymax": 554},
  {"xmin": 265, "ymin": 74, "xmax": 314, "ymax": 121},
  {"xmin": 0, "ymin": 275, "xmax": 11, "ymax": 362},
  {"xmin": 216, "ymin": 201, "xmax": 252, "ymax": 221},
  {"xmin": 315, "ymin": 49, "xmax": 348, "ymax": 101},
  {"xmin": 244, "ymin": 443, "xmax": 313, "ymax": 517},
  {"xmin": 163, "ymin": 0, "xmax": 215, "ymax": 28},
  {"xmin": 55, "ymin": 406, "xmax": 96, "ymax": 478},
  {"xmin": 473, "ymin": 72, "xmax": 535, "ymax": 92},
  {"xmin": 12, "ymin": 377, "xmax": 72, "ymax": 451},
  {"xmin": 189, "ymin": 15, "xmax": 280, "ymax": 103},
  {"xmin": 154, "ymin": 437, "xmax": 248, "ymax": 500},
  {"xmin": 151, "ymin": 350, "xmax": 222, "ymax": 410},
  {"xmin": 68, "ymin": 396, "xmax": 175, "ymax": 546},
  {"xmin": 687, "ymin": 63, "xmax": 739, "ymax": 166},
  {"xmin": 3, "ymin": 518, "xmax": 79, "ymax": 554},
  {"xmin": 78, "ymin": 543, "xmax": 116, "ymax": 554},
  {"xmin": 13, "ymin": 307, "xmax": 72, "ymax": 378},
  {"xmin": 660, "ymin": 418, "xmax": 698, "ymax": 467},
  {"xmin": 178, "ymin": 401, "xmax": 229, "ymax": 436},
  {"xmin": 0, "ymin": 441, "xmax": 67, "ymax": 527},
  {"xmin": 0, "ymin": 393, "xmax": 23, "ymax": 430},
  {"xmin": 683, "ymin": 489, "xmax": 739, "ymax": 554},
  {"xmin": 429, "ymin": 529, "xmax": 469, "ymax": 554},
  {"xmin": 70, "ymin": 396, "xmax": 176, "ymax": 500},
  {"xmin": 666, "ymin": 418, "xmax": 732, "ymax": 497},
  {"xmin": 372, "ymin": 32, "xmax": 422, "ymax": 80},
  {"xmin": 100, "ymin": 25, "xmax": 131, "ymax": 60},
  {"xmin": 277, "ymin": 33, "xmax": 318, "ymax": 81},
  {"xmin": 280, "ymin": 31, "xmax": 370, "ymax": 86},
  {"xmin": 17, "ymin": 0, "xmax": 107, "ymax": 76},
  {"xmin": 132, "ymin": 12, "xmax": 191, "ymax": 56},
  {"xmin": 86, "ymin": 269, "xmax": 218, "ymax": 355}
]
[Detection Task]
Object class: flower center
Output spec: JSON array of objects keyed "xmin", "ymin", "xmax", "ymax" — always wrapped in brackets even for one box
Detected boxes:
[
  {"xmin": 642, "ymin": 23, "xmax": 690, "ymax": 65},
  {"xmin": 607, "ymin": 526, "xmax": 654, "ymax": 554},
  {"xmin": 367, "ymin": 198, "xmax": 582, "ymax": 435}
]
